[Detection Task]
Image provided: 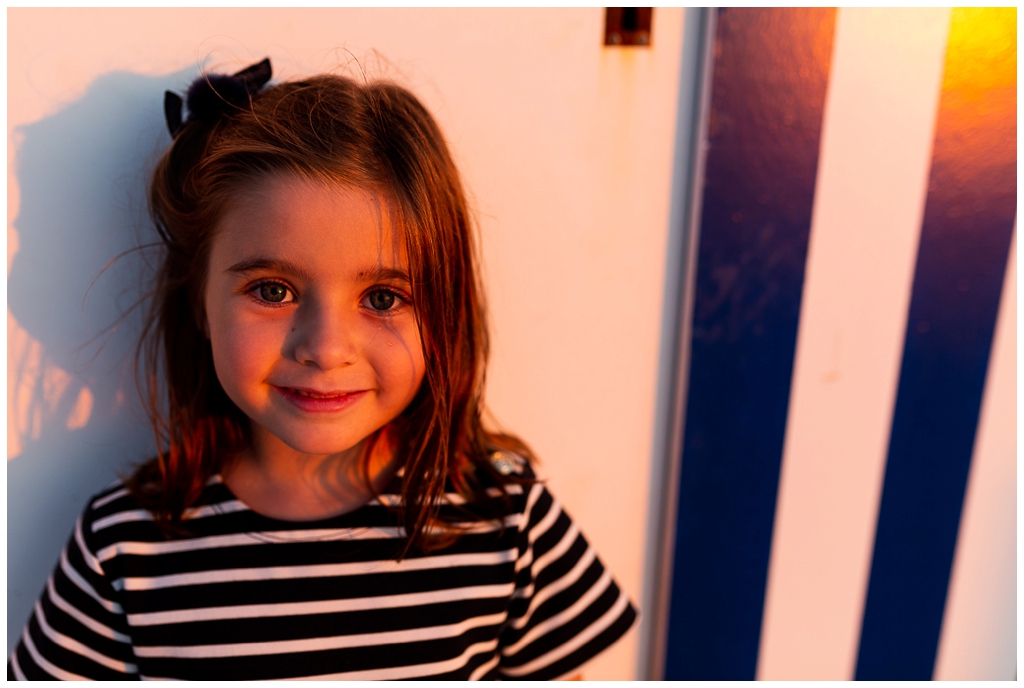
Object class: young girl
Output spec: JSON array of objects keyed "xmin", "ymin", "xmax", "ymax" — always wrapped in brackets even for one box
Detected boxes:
[{"xmin": 9, "ymin": 59, "xmax": 636, "ymax": 680}]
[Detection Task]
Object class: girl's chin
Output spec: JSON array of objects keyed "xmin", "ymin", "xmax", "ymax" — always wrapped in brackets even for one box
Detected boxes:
[
  {"xmin": 248, "ymin": 425, "xmax": 368, "ymax": 458},
  {"xmin": 242, "ymin": 412, "xmax": 400, "ymax": 459},
  {"xmin": 282, "ymin": 437, "xmax": 367, "ymax": 457}
]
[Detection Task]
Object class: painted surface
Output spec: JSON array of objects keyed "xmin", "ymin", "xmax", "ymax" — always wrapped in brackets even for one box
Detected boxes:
[
  {"xmin": 6, "ymin": 9, "xmax": 688, "ymax": 678},
  {"xmin": 934, "ymin": 230, "xmax": 1016, "ymax": 680},
  {"xmin": 666, "ymin": 7, "xmax": 1015, "ymax": 681},
  {"xmin": 758, "ymin": 8, "xmax": 951, "ymax": 679},
  {"xmin": 856, "ymin": 8, "xmax": 1017, "ymax": 679},
  {"xmin": 664, "ymin": 8, "xmax": 836, "ymax": 679}
]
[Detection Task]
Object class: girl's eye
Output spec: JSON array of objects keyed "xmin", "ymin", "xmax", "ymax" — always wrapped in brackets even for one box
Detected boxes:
[
  {"xmin": 254, "ymin": 282, "xmax": 294, "ymax": 304},
  {"xmin": 365, "ymin": 289, "xmax": 399, "ymax": 312}
]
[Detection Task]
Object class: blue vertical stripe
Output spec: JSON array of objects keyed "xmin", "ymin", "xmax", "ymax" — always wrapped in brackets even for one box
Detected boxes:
[
  {"xmin": 664, "ymin": 8, "xmax": 836, "ymax": 680},
  {"xmin": 856, "ymin": 8, "xmax": 1017, "ymax": 680}
]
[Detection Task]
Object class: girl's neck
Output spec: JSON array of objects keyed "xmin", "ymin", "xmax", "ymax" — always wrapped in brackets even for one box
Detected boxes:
[{"xmin": 221, "ymin": 426, "xmax": 401, "ymax": 521}]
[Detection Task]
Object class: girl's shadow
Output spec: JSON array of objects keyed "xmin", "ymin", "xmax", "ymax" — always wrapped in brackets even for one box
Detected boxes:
[{"xmin": 7, "ymin": 68, "xmax": 192, "ymax": 651}]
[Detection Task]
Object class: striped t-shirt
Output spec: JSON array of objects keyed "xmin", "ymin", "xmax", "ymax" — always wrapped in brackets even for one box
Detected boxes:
[{"xmin": 9, "ymin": 458, "xmax": 636, "ymax": 680}]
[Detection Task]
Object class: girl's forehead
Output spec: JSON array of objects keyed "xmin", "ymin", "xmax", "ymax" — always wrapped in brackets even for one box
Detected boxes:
[
  {"xmin": 212, "ymin": 174, "xmax": 409, "ymax": 274},
  {"xmin": 232, "ymin": 173, "xmax": 394, "ymax": 223}
]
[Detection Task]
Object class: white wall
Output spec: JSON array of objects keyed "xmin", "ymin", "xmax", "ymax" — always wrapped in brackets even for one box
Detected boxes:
[{"xmin": 6, "ymin": 9, "xmax": 687, "ymax": 677}]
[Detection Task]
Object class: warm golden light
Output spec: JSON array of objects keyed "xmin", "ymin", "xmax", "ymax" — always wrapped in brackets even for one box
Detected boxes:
[
  {"xmin": 932, "ymin": 8, "xmax": 1016, "ymax": 198},
  {"xmin": 943, "ymin": 8, "xmax": 1015, "ymax": 94}
]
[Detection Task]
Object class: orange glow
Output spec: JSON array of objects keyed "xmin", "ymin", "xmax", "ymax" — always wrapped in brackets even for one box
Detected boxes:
[
  {"xmin": 943, "ymin": 8, "xmax": 1016, "ymax": 94},
  {"xmin": 931, "ymin": 8, "xmax": 1016, "ymax": 198}
]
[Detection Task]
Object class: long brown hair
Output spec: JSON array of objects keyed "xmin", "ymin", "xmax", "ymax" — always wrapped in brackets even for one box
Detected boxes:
[{"xmin": 129, "ymin": 69, "xmax": 531, "ymax": 552}]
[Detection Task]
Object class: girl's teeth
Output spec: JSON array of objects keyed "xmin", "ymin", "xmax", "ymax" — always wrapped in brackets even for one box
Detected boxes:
[{"xmin": 295, "ymin": 389, "xmax": 338, "ymax": 399}]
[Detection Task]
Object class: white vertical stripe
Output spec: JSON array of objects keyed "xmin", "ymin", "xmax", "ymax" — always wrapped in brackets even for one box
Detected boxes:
[
  {"xmin": 757, "ymin": 8, "xmax": 952, "ymax": 680},
  {"xmin": 933, "ymin": 228, "xmax": 1016, "ymax": 680}
]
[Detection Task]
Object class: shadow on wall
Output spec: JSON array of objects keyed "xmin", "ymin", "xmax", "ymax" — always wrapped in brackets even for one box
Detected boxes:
[{"xmin": 7, "ymin": 69, "xmax": 192, "ymax": 652}]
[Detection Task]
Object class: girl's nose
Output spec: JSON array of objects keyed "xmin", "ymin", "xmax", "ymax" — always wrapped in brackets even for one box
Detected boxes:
[{"xmin": 289, "ymin": 303, "xmax": 361, "ymax": 370}]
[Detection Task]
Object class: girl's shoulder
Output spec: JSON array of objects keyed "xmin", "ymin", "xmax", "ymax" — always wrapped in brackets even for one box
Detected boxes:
[
  {"xmin": 77, "ymin": 475, "xmax": 237, "ymax": 547},
  {"xmin": 484, "ymin": 447, "xmax": 533, "ymax": 481},
  {"xmin": 86, "ymin": 474, "xmax": 232, "ymax": 514},
  {"xmin": 453, "ymin": 447, "xmax": 537, "ymax": 509},
  {"xmin": 80, "ymin": 478, "xmax": 151, "ymax": 528}
]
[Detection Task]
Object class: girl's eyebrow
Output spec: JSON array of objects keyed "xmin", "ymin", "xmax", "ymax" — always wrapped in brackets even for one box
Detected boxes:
[
  {"xmin": 226, "ymin": 259, "xmax": 409, "ymax": 284},
  {"xmin": 226, "ymin": 258, "xmax": 315, "ymax": 282},
  {"xmin": 356, "ymin": 266, "xmax": 411, "ymax": 284}
]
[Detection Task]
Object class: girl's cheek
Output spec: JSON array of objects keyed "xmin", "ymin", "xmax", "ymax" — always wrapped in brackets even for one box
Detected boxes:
[
  {"xmin": 387, "ymin": 322, "xmax": 425, "ymax": 360},
  {"xmin": 372, "ymin": 322, "xmax": 426, "ymax": 383},
  {"xmin": 211, "ymin": 314, "xmax": 285, "ymax": 378}
]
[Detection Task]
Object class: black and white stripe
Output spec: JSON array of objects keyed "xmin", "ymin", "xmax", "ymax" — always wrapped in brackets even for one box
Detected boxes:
[{"xmin": 9, "ymin": 462, "xmax": 636, "ymax": 680}]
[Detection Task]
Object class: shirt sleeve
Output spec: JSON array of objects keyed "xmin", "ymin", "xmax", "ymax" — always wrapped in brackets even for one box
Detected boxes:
[
  {"xmin": 8, "ymin": 500, "xmax": 139, "ymax": 680},
  {"xmin": 497, "ymin": 482, "xmax": 637, "ymax": 680}
]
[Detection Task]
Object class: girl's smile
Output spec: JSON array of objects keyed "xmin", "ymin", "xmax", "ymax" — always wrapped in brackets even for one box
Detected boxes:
[
  {"xmin": 272, "ymin": 386, "xmax": 369, "ymax": 414},
  {"xmin": 203, "ymin": 174, "xmax": 426, "ymax": 466}
]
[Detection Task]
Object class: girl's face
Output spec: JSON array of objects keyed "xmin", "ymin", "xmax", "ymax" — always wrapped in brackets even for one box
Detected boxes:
[{"xmin": 204, "ymin": 175, "xmax": 426, "ymax": 459}]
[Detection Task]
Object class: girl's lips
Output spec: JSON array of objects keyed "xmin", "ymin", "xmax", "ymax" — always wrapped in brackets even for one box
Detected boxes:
[{"xmin": 273, "ymin": 386, "xmax": 368, "ymax": 413}]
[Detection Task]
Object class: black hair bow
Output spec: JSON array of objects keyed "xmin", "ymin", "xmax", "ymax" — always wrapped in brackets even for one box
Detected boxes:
[{"xmin": 164, "ymin": 58, "xmax": 272, "ymax": 137}]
